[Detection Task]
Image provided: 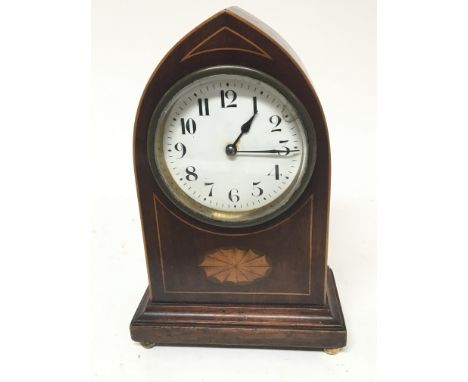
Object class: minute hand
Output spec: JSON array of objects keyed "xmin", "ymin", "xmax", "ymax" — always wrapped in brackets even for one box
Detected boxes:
[{"xmin": 236, "ymin": 149, "xmax": 300, "ymax": 154}]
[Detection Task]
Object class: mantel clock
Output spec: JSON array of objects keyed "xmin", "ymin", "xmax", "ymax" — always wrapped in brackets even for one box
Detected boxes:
[{"xmin": 130, "ymin": 7, "xmax": 346, "ymax": 352}]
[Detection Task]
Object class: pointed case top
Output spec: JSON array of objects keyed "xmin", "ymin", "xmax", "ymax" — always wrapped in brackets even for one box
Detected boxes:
[
  {"xmin": 181, "ymin": 25, "xmax": 272, "ymax": 61},
  {"xmin": 134, "ymin": 7, "xmax": 330, "ymax": 238},
  {"xmin": 132, "ymin": 7, "xmax": 334, "ymax": 307}
]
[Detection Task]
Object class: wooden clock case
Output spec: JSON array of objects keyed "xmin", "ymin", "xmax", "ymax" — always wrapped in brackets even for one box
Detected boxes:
[{"xmin": 130, "ymin": 7, "xmax": 346, "ymax": 351}]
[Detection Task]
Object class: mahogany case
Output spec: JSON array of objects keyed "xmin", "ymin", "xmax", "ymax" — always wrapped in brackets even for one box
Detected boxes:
[{"xmin": 130, "ymin": 7, "xmax": 346, "ymax": 350}]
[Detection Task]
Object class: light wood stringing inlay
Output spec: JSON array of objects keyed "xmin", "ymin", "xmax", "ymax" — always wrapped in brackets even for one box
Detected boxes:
[{"xmin": 181, "ymin": 26, "xmax": 272, "ymax": 62}]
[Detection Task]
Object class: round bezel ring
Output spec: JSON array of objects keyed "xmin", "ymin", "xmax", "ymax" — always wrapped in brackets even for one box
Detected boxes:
[{"xmin": 147, "ymin": 66, "xmax": 317, "ymax": 228}]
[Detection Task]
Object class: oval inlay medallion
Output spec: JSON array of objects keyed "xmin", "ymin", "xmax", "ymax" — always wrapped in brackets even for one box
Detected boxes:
[{"xmin": 200, "ymin": 248, "xmax": 271, "ymax": 285}]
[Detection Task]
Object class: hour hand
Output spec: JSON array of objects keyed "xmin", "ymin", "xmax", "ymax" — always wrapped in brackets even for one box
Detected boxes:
[{"xmin": 232, "ymin": 113, "xmax": 257, "ymax": 147}]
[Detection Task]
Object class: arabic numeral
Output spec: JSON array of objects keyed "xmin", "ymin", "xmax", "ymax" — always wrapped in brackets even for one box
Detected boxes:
[
  {"xmin": 220, "ymin": 90, "xmax": 237, "ymax": 108},
  {"xmin": 185, "ymin": 166, "xmax": 198, "ymax": 181},
  {"xmin": 174, "ymin": 142, "xmax": 186, "ymax": 158},
  {"xmin": 252, "ymin": 181, "xmax": 263, "ymax": 197},
  {"xmin": 228, "ymin": 188, "xmax": 240, "ymax": 203},
  {"xmin": 198, "ymin": 98, "xmax": 209, "ymax": 116},
  {"xmin": 181, "ymin": 118, "xmax": 196, "ymax": 134},
  {"xmin": 269, "ymin": 115, "xmax": 282, "ymax": 132},
  {"xmin": 278, "ymin": 140, "xmax": 290, "ymax": 156},
  {"xmin": 204, "ymin": 182, "xmax": 214, "ymax": 197},
  {"xmin": 268, "ymin": 165, "xmax": 281, "ymax": 180}
]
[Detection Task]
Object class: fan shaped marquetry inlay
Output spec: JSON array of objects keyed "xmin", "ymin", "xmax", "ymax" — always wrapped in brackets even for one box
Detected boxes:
[{"xmin": 200, "ymin": 248, "xmax": 271, "ymax": 285}]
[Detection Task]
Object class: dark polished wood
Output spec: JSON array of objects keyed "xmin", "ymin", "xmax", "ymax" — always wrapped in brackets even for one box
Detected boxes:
[
  {"xmin": 130, "ymin": 6, "xmax": 346, "ymax": 350},
  {"xmin": 131, "ymin": 268, "xmax": 346, "ymax": 350}
]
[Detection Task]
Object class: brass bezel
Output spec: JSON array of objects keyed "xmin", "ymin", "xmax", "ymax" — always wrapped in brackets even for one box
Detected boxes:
[{"xmin": 147, "ymin": 66, "xmax": 317, "ymax": 228}]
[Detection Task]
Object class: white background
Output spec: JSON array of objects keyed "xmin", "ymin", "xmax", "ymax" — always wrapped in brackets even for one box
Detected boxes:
[{"xmin": 0, "ymin": 1, "xmax": 467, "ymax": 381}]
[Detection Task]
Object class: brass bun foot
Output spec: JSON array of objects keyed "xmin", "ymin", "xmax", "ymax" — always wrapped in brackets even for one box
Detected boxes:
[
  {"xmin": 324, "ymin": 347, "xmax": 341, "ymax": 355},
  {"xmin": 140, "ymin": 342, "xmax": 156, "ymax": 349}
]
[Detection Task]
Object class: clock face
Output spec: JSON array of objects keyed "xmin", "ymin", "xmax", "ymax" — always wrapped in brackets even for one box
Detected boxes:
[{"xmin": 149, "ymin": 67, "xmax": 316, "ymax": 227}]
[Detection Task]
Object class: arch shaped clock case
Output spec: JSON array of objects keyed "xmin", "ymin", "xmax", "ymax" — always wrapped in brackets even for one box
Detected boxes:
[{"xmin": 130, "ymin": 7, "xmax": 346, "ymax": 351}]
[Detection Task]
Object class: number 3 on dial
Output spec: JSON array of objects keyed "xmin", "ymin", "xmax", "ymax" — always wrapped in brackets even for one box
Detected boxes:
[{"xmin": 151, "ymin": 67, "xmax": 315, "ymax": 227}]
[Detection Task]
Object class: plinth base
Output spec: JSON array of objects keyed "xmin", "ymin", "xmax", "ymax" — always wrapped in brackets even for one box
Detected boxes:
[{"xmin": 130, "ymin": 267, "xmax": 346, "ymax": 350}]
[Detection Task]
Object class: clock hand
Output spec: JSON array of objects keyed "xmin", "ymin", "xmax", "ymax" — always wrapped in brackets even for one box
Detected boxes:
[
  {"xmin": 233, "ymin": 112, "xmax": 257, "ymax": 146},
  {"xmin": 226, "ymin": 113, "xmax": 258, "ymax": 156},
  {"xmin": 236, "ymin": 149, "xmax": 300, "ymax": 154}
]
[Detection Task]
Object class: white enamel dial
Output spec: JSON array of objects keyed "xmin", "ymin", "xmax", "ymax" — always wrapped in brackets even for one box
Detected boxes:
[{"xmin": 151, "ymin": 69, "xmax": 314, "ymax": 226}]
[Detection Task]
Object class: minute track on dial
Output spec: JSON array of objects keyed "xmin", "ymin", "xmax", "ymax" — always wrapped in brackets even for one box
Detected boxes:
[{"xmin": 153, "ymin": 69, "xmax": 312, "ymax": 222}]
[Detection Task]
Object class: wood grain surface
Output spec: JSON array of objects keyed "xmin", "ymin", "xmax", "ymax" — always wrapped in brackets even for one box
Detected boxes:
[{"xmin": 130, "ymin": 6, "xmax": 346, "ymax": 350}]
